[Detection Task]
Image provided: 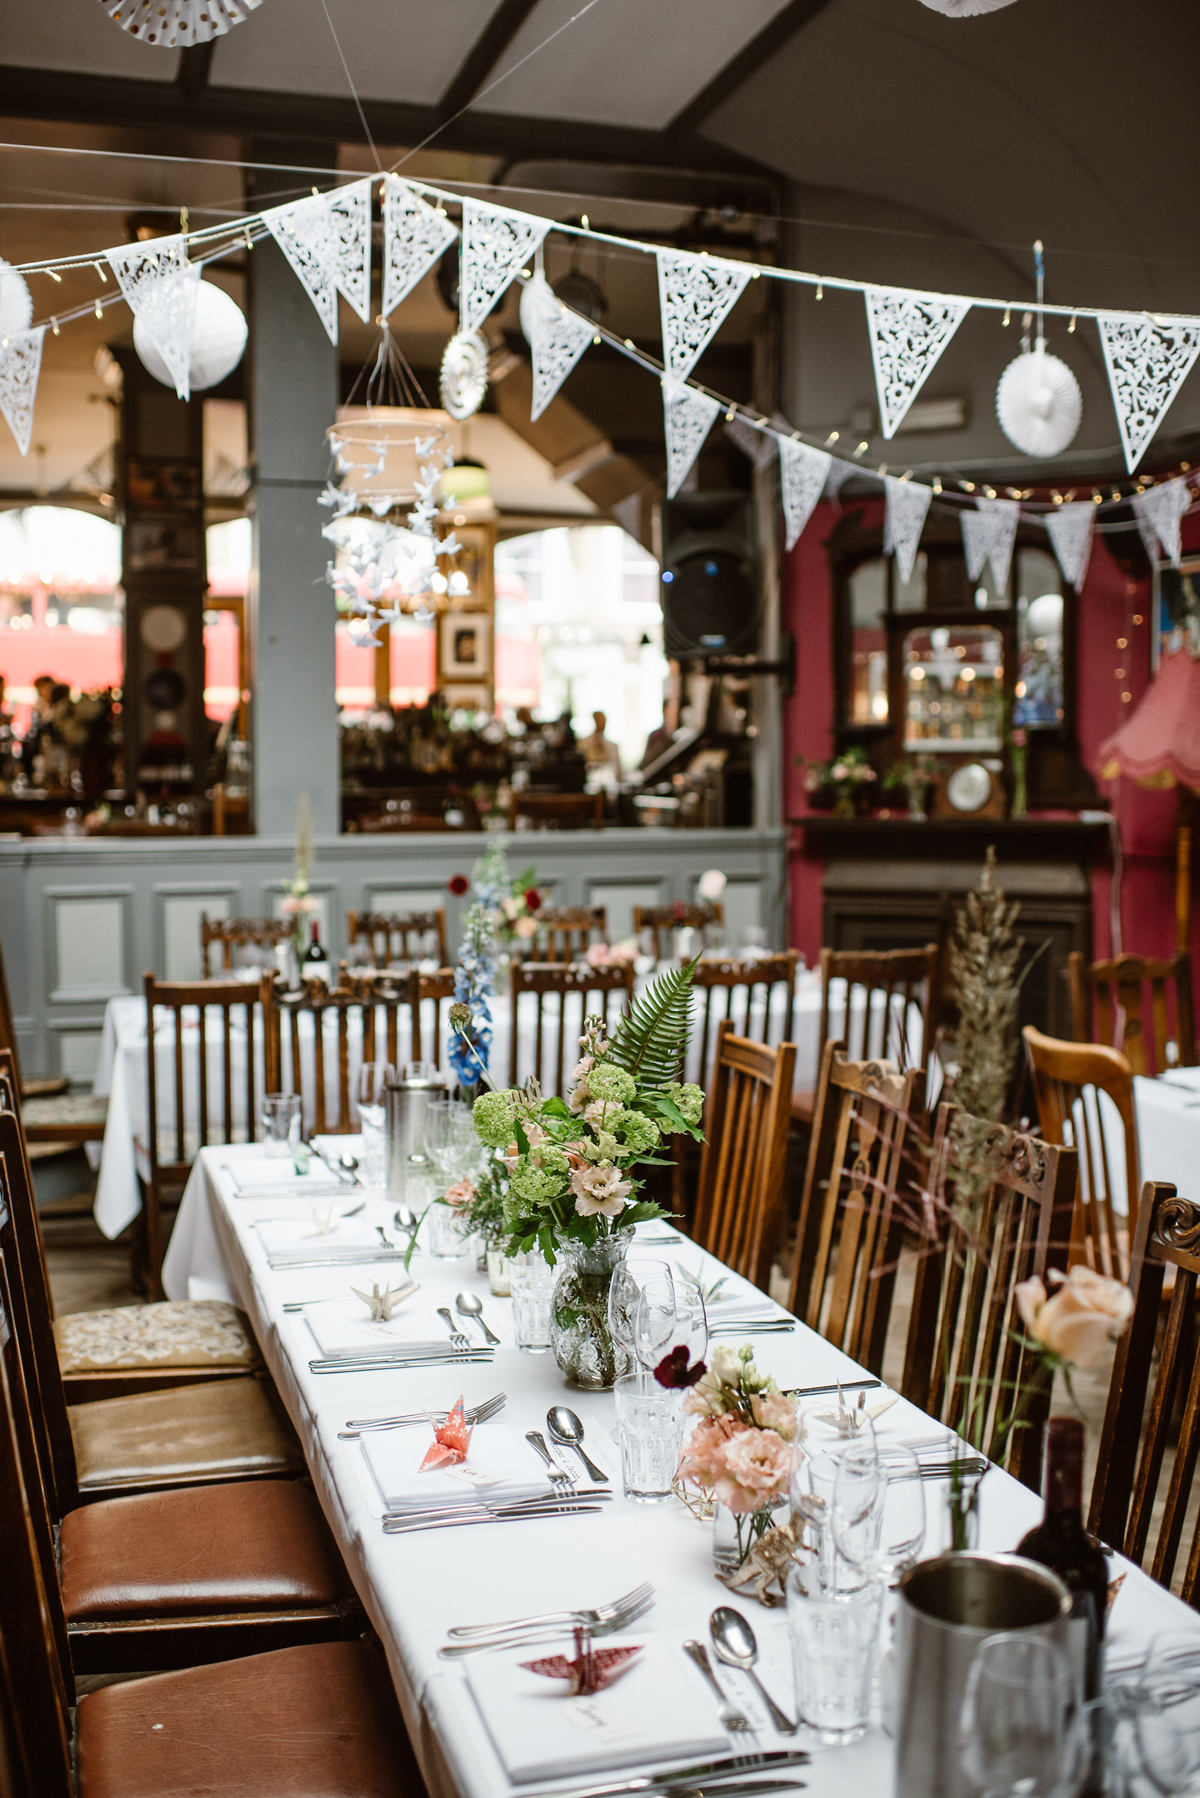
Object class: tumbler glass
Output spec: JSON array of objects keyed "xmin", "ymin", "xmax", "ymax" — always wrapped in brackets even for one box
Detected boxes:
[
  {"xmin": 786, "ymin": 1562, "xmax": 882, "ymax": 1744},
  {"xmin": 424, "ymin": 1200, "xmax": 468, "ymax": 1259},
  {"xmin": 614, "ymin": 1370, "xmax": 682, "ymax": 1502},
  {"xmin": 509, "ymin": 1248, "xmax": 555, "ymax": 1353},
  {"xmin": 261, "ymin": 1093, "xmax": 302, "ymax": 1156},
  {"xmin": 356, "ymin": 1060, "xmax": 395, "ymax": 1185}
]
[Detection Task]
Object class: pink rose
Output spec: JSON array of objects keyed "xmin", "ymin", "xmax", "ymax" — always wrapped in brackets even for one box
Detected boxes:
[
  {"xmin": 715, "ymin": 1429, "xmax": 790, "ymax": 1514},
  {"xmin": 750, "ymin": 1390, "xmax": 802, "ymax": 1443},
  {"xmin": 1015, "ymin": 1264, "xmax": 1134, "ymax": 1368},
  {"xmin": 514, "ymin": 915, "xmax": 538, "ymax": 939}
]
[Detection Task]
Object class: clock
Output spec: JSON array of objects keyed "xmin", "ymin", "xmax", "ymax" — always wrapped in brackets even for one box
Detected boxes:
[{"xmin": 932, "ymin": 759, "xmax": 1007, "ymax": 819}]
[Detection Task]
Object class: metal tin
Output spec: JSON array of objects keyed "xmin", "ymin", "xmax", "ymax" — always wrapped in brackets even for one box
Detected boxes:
[{"xmin": 384, "ymin": 1074, "xmax": 447, "ymax": 1201}]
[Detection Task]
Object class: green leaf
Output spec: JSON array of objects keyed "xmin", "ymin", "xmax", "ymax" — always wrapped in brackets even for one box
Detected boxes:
[
  {"xmin": 513, "ymin": 1115, "xmax": 530, "ymax": 1155},
  {"xmin": 605, "ymin": 961, "xmax": 697, "ymax": 1093},
  {"xmin": 539, "ymin": 1097, "xmax": 572, "ymax": 1120}
]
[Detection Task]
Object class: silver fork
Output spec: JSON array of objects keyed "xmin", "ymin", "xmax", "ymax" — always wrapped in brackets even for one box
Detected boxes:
[
  {"xmin": 339, "ymin": 1393, "xmax": 506, "ymax": 1439},
  {"xmin": 439, "ymin": 1593, "xmax": 655, "ymax": 1658},
  {"xmin": 447, "ymin": 1579, "xmax": 655, "ymax": 1640},
  {"xmin": 437, "ymin": 1306, "xmax": 473, "ymax": 1352}
]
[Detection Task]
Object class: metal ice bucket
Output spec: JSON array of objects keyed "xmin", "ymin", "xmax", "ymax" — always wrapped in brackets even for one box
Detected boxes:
[
  {"xmin": 385, "ymin": 1072, "xmax": 447, "ymax": 1202},
  {"xmin": 894, "ymin": 1552, "xmax": 1074, "ymax": 1798}
]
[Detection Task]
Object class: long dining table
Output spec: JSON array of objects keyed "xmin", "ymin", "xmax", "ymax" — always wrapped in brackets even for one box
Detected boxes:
[{"xmin": 161, "ymin": 1140, "xmax": 1198, "ymax": 1798}]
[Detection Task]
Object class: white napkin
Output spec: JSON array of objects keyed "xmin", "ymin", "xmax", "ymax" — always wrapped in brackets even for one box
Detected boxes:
[
  {"xmin": 362, "ymin": 1422, "xmax": 553, "ymax": 1512},
  {"xmin": 706, "ymin": 1294, "xmax": 788, "ymax": 1322},
  {"xmin": 465, "ymin": 1634, "xmax": 729, "ymax": 1781},
  {"xmin": 306, "ymin": 1295, "xmax": 453, "ymax": 1362},
  {"xmin": 230, "ymin": 1163, "xmax": 351, "ymax": 1199},
  {"xmin": 256, "ymin": 1216, "xmax": 395, "ymax": 1265}
]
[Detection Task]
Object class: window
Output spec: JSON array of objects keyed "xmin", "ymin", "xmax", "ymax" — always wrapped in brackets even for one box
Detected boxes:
[
  {"xmin": 847, "ymin": 557, "xmax": 889, "ymax": 724},
  {"xmin": 0, "ymin": 507, "xmax": 122, "ymax": 733}
]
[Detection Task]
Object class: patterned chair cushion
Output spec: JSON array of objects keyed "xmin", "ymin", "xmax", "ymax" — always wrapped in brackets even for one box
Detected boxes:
[{"xmin": 55, "ymin": 1300, "xmax": 259, "ymax": 1373}]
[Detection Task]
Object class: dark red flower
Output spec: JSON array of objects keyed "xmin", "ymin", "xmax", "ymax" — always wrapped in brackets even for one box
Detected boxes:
[
  {"xmin": 672, "ymin": 901, "xmax": 686, "ymax": 923},
  {"xmin": 524, "ymin": 888, "xmax": 542, "ymax": 913},
  {"xmin": 447, "ymin": 874, "xmax": 469, "ymax": 896},
  {"xmin": 654, "ymin": 1345, "xmax": 706, "ymax": 1389}
]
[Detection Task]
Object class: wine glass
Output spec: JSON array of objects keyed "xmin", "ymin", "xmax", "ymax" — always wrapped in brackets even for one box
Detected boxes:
[
  {"xmin": 1132, "ymin": 1633, "xmax": 1200, "ymax": 1795},
  {"xmin": 959, "ymin": 1633, "xmax": 1081, "ymax": 1798},
  {"xmin": 832, "ymin": 1438, "xmax": 925, "ymax": 1586},
  {"xmin": 790, "ymin": 1445, "xmax": 847, "ymax": 1592},
  {"xmin": 607, "ymin": 1259, "xmax": 674, "ymax": 1362},
  {"xmin": 633, "ymin": 1275, "xmax": 679, "ymax": 1371}
]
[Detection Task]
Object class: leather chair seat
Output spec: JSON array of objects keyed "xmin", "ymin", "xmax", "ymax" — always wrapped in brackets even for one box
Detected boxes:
[
  {"xmin": 71, "ymin": 1378, "xmax": 302, "ymax": 1492},
  {"xmin": 56, "ymin": 1300, "xmax": 259, "ymax": 1374},
  {"xmin": 75, "ymin": 1640, "xmax": 411, "ymax": 1798},
  {"xmin": 60, "ymin": 1480, "xmax": 344, "ymax": 1620}
]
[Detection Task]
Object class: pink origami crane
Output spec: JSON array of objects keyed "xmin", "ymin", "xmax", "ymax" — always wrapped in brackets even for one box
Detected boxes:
[
  {"xmin": 418, "ymin": 1397, "xmax": 474, "ymax": 1473},
  {"xmin": 521, "ymin": 1628, "xmax": 643, "ymax": 1696}
]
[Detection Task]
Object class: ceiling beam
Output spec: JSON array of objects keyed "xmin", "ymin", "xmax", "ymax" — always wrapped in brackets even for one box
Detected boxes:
[
  {"xmin": 176, "ymin": 40, "xmax": 216, "ymax": 106},
  {"xmin": 437, "ymin": 0, "xmax": 542, "ymax": 119},
  {"xmin": 668, "ymin": 0, "xmax": 836, "ymax": 135},
  {"xmin": 0, "ymin": 65, "xmax": 771, "ymax": 179}
]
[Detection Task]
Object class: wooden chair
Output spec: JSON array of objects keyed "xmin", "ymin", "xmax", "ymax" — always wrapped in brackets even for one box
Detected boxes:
[
  {"xmin": 1069, "ymin": 950, "xmax": 1197, "ymax": 1076},
  {"xmin": 786, "ymin": 1041, "xmax": 918, "ymax": 1372},
  {"xmin": 533, "ymin": 905, "xmax": 608, "ymax": 963},
  {"xmin": 690, "ymin": 951, "xmax": 799, "ymax": 1087},
  {"xmin": 633, "ymin": 901, "xmax": 723, "ymax": 963},
  {"xmin": 261, "ymin": 970, "xmax": 412, "ymax": 1135},
  {"xmin": 141, "ymin": 974, "xmax": 268, "ymax": 1298},
  {"xmin": 1089, "ymin": 1180, "xmax": 1200, "ymax": 1604},
  {"xmin": 411, "ymin": 966, "xmax": 455, "ymax": 1065},
  {"xmin": 692, "ymin": 1021, "xmax": 797, "ymax": 1289},
  {"xmin": 508, "ymin": 791, "xmax": 604, "ymax": 831},
  {"xmin": 793, "ymin": 943, "xmax": 941, "ymax": 1130},
  {"xmin": 200, "ymin": 914, "xmax": 292, "ymax": 977},
  {"xmin": 1023, "ymin": 1024, "xmax": 1139, "ymax": 1281},
  {"xmin": 509, "ymin": 961, "xmax": 635, "ymax": 1097},
  {"xmin": 346, "ymin": 907, "xmax": 447, "ymax": 967},
  {"xmin": 0, "ymin": 934, "xmax": 107, "ymax": 1150},
  {"xmin": 0, "ymin": 934, "xmax": 67, "ymax": 1099},
  {"xmin": 900, "ymin": 1103, "xmax": 1077, "ymax": 1490}
]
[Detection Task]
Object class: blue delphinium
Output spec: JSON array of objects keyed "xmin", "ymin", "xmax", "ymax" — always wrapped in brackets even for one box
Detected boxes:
[{"xmin": 448, "ymin": 901, "xmax": 495, "ymax": 1091}]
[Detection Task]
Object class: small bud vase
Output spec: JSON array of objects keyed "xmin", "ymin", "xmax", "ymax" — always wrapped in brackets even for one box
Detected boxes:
[
  {"xmin": 712, "ymin": 1499, "xmax": 787, "ymax": 1578},
  {"xmin": 944, "ymin": 1460, "xmax": 984, "ymax": 1552}
]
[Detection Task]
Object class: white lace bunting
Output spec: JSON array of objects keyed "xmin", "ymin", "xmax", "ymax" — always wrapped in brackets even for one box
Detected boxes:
[
  {"xmin": 1133, "ymin": 476, "xmax": 1191, "ymax": 567},
  {"xmin": 106, "ymin": 235, "xmax": 200, "ymax": 398},
  {"xmin": 725, "ymin": 415, "xmax": 778, "ymax": 469},
  {"xmin": 778, "ymin": 438, "xmax": 832, "ymax": 551},
  {"xmin": 960, "ymin": 496, "xmax": 1020, "ymax": 594},
  {"xmin": 825, "ymin": 460, "xmax": 856, "ymax": 506},
  {"xmin": 0, "ymin": 328, "xmax": 45, "ymax": 457},
  {"xmin": 382, "ymin": 177, "xmax": 458, "ymax": 317},
  {"xmin": 519, "ymin": 273, "xmax": 594, "ymax": 420},
  {"xmin": 656, "ymin": 250, "xmax": 752, "ymax": 383},
  {"xmin": 663, "ymin": 377, "xmax": 721, "ymax": 498},
  {"xmin": 883, "ymin": 476, "xmax": 932, "ymax": 584},
  {"xmin": 1097, "ymin": 313, "xmax": 1200, "ymax": 474},
  {"xmin": 864, "ymin": 287, "xmax": 971, "ymax": 439},
  {"xmin": 326, "ymin": 179, "xmax": 373, "ymax": 324},
  {"xmin": 1044, "ymin": 501, "xmax": 1097, "ymax": 589},
  {"xmin": 262, "ymin": 193, "xmax": 340, "ymax": 343},
  {"xmin": 459, "ymin": 200, "xmax": 549, "ymax": 337}
]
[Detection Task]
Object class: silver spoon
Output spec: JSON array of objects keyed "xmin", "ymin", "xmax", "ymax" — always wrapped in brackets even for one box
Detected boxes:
[
  {"xmin": 339, "ymin": 1153, "xmax": 360, "ymax": 1179},
  {"xmin": 456, "ymin": 1291, "xmax": 500, "ymax": 1346},
  {"xmin": 710, "ymin": 1607, "xmax": 797, "ymax": 1734},
  {"xmin": 393, "ymin": 1208, "xmax": 418, "ymax": 1238},
  {"xmin": 546, "ymin": 1406, "xmax": 609, "ymax": 1483}
]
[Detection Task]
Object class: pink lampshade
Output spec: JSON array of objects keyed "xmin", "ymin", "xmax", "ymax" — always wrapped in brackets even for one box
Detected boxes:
[{"xmin": 1098, "ymin": 648, "xmax": 1200, "ymax": 791}]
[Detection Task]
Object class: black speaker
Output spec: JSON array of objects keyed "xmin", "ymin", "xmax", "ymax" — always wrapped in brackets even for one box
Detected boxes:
[{"xmin": 660, "ymin": 491, "xmax": 758, "ymax": 657}]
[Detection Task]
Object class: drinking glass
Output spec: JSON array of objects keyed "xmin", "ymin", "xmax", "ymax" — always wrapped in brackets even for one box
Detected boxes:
[
  {"xmin": 424, "ymin": 1201, "xmax": 468, "ymax": 1259},
  {"xmin": 607, "ymin": 1258, "xmax": 674, "ymax": 1360},
  {"xmin": 261, "ymin": 1092, "xmax": 302, "ymax": 1156},
  {"xmin": 1132, "ymin": 1633, "xmax": 1200, "ymax": 1795},
  {"xmin": 833, "ymin": 1439, "xmax": 925, "ymax": 1586},
  {"xmin": 791, "ymin": 1445, "xmax": 857, "ymax": 1593},
  {"xmin": 786, "ymin": 1562, "xmax": 882, "ymax": 1744},
  {"xmin": 959, "ymin": 1633, "xmax": 1080, "ymax": 1798},
  {"xmin": 509, "ymin": 1249, "xmax": 555, "ymax": 1354},
  {"xmin": 614, "ymin": 1370, "xmax": 683, "ymax": 1502},
  {"xmin": 633, "ymin": 1274, "xmax": 679, "ymax": 1370},
  {"xmin": 356, "ymin": 1060, "xmax": 395, "ymax": 1184}
]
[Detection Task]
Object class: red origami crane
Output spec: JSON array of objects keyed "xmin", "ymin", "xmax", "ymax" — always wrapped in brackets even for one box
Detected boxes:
[
  {"xmin": 418, "ymin": 1397, "xmax": 474, "ymax": 1473},
  {"xmin": 521, "ymin": 1628, "xmax": 643, "ymax": 1696}
]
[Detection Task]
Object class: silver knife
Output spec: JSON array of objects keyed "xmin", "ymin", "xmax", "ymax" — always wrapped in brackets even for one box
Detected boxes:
[
  {"xmin": 545, "ymin": 1783, "xmax": 806, "ymax": 1798},
  {"xmin": 539, "ymin": 1762, "xmax": 811, "ymax": 1798}
]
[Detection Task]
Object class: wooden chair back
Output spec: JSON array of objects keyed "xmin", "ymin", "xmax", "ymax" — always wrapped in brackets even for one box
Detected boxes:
[
  {"xmin": 508, "ymin": 791, "xmax": 604, "ymax": 831},
  {"xmin": 817, "ymin": 944, "xmax": 941, "ymax": 1074},
  {"xmin": 689, "ymin": 952, "xmax": 799, "ymax": 1088},
  {"xmin": 533, "ymin": 906, "xmax": 608, "ymax": 963},
  {"xmin": 200, "ymin": 913, "xmax": 292, "ymax": 977},
  {"xmin": 1069, "ymin": 950, "xmax": 1197, "ymax": 1077},
  {"xmin": 633, "ymin": 901, "xmax": 723, "ymax": 963},
  {"xmin": 0, "ymin": 935, "xmax": 24, "ymax": 1090},
  {"xmin": 509, "ymin": 961, "xmax": 634, "ymax": 1097},
  {"xmin": 347, "ymin": 908, "xmax": 447, "ymax": 967},
  {"xmin": 411, "ymin": 967, "xmax": 455, "ymax": 1066},
  {"xmin": 692, "ymin": 1022, "xmax": 797, "ymax": 1289},
  {"xmin": 1023, "ymin": 1024, "xmax": 1139, "ymax": 1281},
  {"xmin": 786, "ymin": 1041, "xmax": 917, "ymax": 1371},
  {"xmin": 901, "ymin": 1103, "xmax": 1077, "ymax": 1489},
  {"xmin": 1089, "ymin": 1180, "xmax": 1200, "ymax": 1603},
  {"xmin": 262, "ymin": 970, "xmax": 413, "ymax": 1134}
]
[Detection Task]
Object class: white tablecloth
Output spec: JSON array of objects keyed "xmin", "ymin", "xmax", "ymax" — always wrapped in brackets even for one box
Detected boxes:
[
  {"xmin": 160, "ymin": 1143, "xmax": 1197, "ymax": 1798},
  {"xmin": 1067, "ymin": 1064, "xmax": 1200, "ymax": 1215}
]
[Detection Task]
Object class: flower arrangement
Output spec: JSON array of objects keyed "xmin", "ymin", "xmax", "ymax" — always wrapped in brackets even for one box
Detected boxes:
[
  {"xmin": 280, "ymin": 796, "xmax": 318, "ymax": 955},
  {"xmin": 585, "ymin": 940, "xmax": 638, "ymax": 970},
  {"xmin": 801, "ymin": 745, "xmax": 878, "ymax": 817},
  {"xmin": 1015, "ymin": 1265, "xmax": 1134, "ymax": 1386},
  {"xmin": 451, "ymin": 839, "xmax": 543, "ymax": 946},
  {"xmin": 881, "ymin": 753, "xmax": 940, "ymax": 819}
]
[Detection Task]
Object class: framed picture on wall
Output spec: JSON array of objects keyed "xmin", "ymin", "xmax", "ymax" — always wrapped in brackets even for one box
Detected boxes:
[
  {"xmin": 1151, "ymin": 556, "xmax": 1200, "ymax": 668},
  {"xmin": 441, "ymin": 681, "xmax": 492, "ymax": 713},
  {"xmin": 439, "ymin": 612, "xmax": 491, "ymax": 679}
]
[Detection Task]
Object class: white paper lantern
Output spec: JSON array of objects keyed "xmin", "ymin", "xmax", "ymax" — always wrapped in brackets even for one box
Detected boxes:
[
  {"xmin": 134, "ymin": 279, "xmax": 247, "ymax": 393},
  {"xmin": 440, "ymin": 330, "xmax": 488, "ymax": 422},
  {"xmin": 917, "ymin": 0, "xmax": 1018, "ymax": 13},
  {"xmin": 0, "ymin": 259, "xmax": 33, "ymax": 340},
  {"xmin": 996, "ymin": 341, "xmax": 1082, "ymax": 458},
  {"xmin": 96, "ymin": 0, "xmax": 261, "ymax": 48}
]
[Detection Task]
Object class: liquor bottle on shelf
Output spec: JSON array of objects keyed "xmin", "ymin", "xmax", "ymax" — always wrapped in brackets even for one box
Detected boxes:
[{"xmin": 302, "ymin": 919, "xmax": 331, "ymax": 986}]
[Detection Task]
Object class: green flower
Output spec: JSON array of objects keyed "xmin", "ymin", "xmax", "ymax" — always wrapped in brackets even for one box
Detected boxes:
[
  {"xmin": 667, "ymin": 1082, "xmax": 704, "ymax": 1127},
  {"xmin": 610, "ymin": 1108, "xmax": 660, "ymax": 1154},
  {"xmin": 588, "ymin": 1062, "xmax": 636, "ymax": 1105},
  {"xmin": 535, "ymin": 1144, "xmax": 570, "ymax": 1176},
  {"xmin": 508, "ymin": 1162, "xmax": 564, "ymax": 1207},
  {"xmin": 473, "ymin": 1089, "xmax": 517, "ymax": 1147}
]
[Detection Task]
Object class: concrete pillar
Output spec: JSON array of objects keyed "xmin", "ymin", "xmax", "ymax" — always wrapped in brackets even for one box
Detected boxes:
[{"xmin": 246, "ymin": 149, "xmax": 340, "ymax": 836}]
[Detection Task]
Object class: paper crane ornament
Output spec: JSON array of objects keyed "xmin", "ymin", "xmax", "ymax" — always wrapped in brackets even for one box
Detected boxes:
[
  {"xmin": 419, "ymin": 1396, "xmax": 474, "ymax": 1472},
  {"xmin": 811, "ymin": 1383, "xmax": 899, "ymax": 1436},
  {"xmin": 351, "ymin": 1281, "xmax": 416, "ymax": 1323},
  {"xmin": 521, "ymin": 1628, "xmax": 643, "ymax": 1696}
]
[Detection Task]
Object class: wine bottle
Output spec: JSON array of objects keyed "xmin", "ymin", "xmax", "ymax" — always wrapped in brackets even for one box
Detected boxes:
[
  {"xmin": 302, "ymin": 919, "xmax": 330, "ymax": 984},
  {"xmin": 1016, "ymin": 1415, "xmax": 1108, "ymax": 1709}
]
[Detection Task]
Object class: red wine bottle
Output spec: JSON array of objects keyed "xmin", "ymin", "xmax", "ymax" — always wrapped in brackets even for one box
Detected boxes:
[{"xmin": 1016, "ymin": 1416, "xmax": 1108, "ymax": 1702}]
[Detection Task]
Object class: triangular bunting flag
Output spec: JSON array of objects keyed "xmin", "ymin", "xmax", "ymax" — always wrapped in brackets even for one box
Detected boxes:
[
  {"xmin": 960, "ymin": 496, "xmax": 1019, "ymax": 594},
  {"xmin": 326, "ymin": 178, "xmax": 373, "ymax": 324},
  {"xmin": 382, "ymin": 176, "xmax": 458, "ymax": 317},
  {"xmin": 825, "ymin": 459, "xmax": 855, "ymax": 506},
  {"xmin": 1133, "ymin": 477, "xmax": 1192, "ymax": 567},
  {"xmin": 864, "ymin": 287, "xmax": 971, "ymax": 439},
  {"xmin": 106, "ymin": 235, "xmax": 199, "ymax": 398},
  {"xmin": 0, "ymin": 328, "xmax": 45, "ymax": 457},
  {"xmin": 262, "ymin": 193, "xmax": 340, "ymax": 344},
  {"xmin": 662, "ymin": 377, "xmax": 721, "ymax": 499},
  {"xmin": 778, "ymin": 438, "xmax": 832, "ymax": 551},
  {"xmin": 656, "ymin": 249, "xmax": 752, "ymax": 383},
  {"xmin": 519, "ymin": 273, "xmax": 594, "ymax": 420},
  {"xmin": 725, "ymin": 414, "xmax": 777, "ymax": 469},
  {"xmin": 1097, "ymin": 313, "xmax": 1200, "ymax": 474},
  {"xmin": 459, "ymin": 199, "xmax": 549, "ymax": 338},
  {"xmin": 1044, "ymin": 500, "xmax": 1096, "ymax": 590},
  {"xmin": 883, "ymin": 476, "xmax": 932, "ymax": 584}
]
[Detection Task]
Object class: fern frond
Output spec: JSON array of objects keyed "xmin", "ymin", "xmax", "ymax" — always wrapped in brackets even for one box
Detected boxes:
[{"xmin": 605, "ymin": 961, "xmax": 696, "ymax": 1091}]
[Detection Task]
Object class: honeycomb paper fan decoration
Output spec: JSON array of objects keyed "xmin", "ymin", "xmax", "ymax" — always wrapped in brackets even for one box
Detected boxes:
[
  {"xmin": 0, "ymin": 261, "xmax": 33, "ymax": 341},
  {"xmin": 98, "ymin": 0, "xmax": 261, "ymax": 47},
  {"xmin": 440, "ymin": 330, "xmax": 489, "ymax": 422},
  {"xmin": 917, "ymin": 0, "xmax": 1017, "ymax": 12},
  {"xmin": 996, "ymin": 339, "xmax": 1082, "ymax": 458}
]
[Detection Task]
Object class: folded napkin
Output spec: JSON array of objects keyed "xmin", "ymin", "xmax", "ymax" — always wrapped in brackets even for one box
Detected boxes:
[
  {"xmin": 706, "ymin": 1294, "xmax": 790, "ymax": 1323},
  {"xmin": 229, "ymin": 1161, "xmax": 351, "ymax": 1200},
  {"xmin": 306, "ymin": 1295, "xmax": 454, "ymax": 1362},
  {"xmin": 465, "ymin": 1634, "xmax": 729, "ymax": 1782},
  {"xmin": 362, "ymin": 1422, "xmax": 553, "ymax": 1513},
  {"xmin": 256, "ymin": 1216, "xmax": 391, "ymax": 1266}
]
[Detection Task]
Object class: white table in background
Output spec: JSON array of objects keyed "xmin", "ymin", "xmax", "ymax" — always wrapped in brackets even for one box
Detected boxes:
[{"xmin": 160, "ymin": 1143, "xmax": 1197, "ymax": 1798}]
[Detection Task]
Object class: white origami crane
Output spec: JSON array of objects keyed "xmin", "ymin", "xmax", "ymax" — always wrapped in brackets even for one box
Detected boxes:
[{"xmin": 811, "ymin": 1384, "xmax": 899, "ymax": 1436}]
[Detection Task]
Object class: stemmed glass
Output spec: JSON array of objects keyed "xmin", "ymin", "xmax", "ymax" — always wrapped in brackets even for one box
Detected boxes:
[
  {"xmin": 632, "ymin": 1274, "xmax": 679, "ymax": 1371},
  {"xmin": 1129, "ymin": 1633, "xmax": 1200, "ymax": 1795},
  {"xmin": 959, "ymin": 1634, "xmax": 1083, "ymax": 1798},
  {"xmin": 607, "ymin": 1259, "xmax": 675, "ymax": 1366},
  {"xmin": 832, "ymin": 1438, "xmax": 926, "ymax": 1587}
]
